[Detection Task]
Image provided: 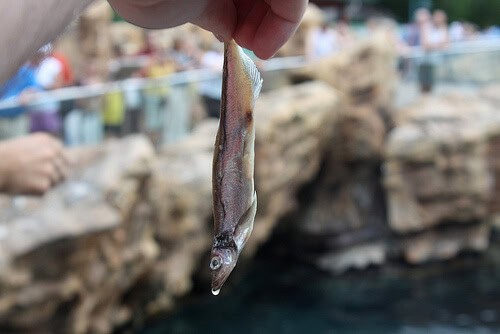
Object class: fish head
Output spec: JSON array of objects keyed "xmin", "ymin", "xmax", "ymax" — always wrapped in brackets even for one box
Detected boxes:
[{"xmin": 210, "ymin": 244, "xmax": 238, "ymax": 294}]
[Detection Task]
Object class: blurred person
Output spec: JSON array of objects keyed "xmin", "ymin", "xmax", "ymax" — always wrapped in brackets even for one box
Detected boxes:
[
  {"xmin": 449, "ymin": 21, "xmax": 465, "ymax": 43},
  {"xmin": 463, "ymin": 22, "xmax": 481, "ymax": 40},
  {"xmin": 122, "ymin": 71, "xmax": 144, "ymax": 134},
  {"xmin": 0, "ymin": 133, "xmax": 70, "ymax": 195},
  {"xmin": 102, "ymin": 48, "xmax": 126, "ymax": 138},
  {"xmin": 170, "ymin": 38, "xmax": 200, "ymax": 71},
  {"xmin": 198, "ymin": 42, "xmax": 224, "ymax": 118},
  {"xmin": 421, "ymin": 9, "xmax": 449, "ymax": 51},
  {"xmin": 485, "ymin": 25, "xmax": 500, "ymax": 40},
  {"xmin": 405, "ymin": 7, "xmax": 431, "ymax": 47},
  {"xmin": 102, "ymin": 89, "xmax": 126, "ymax": 137},
  {"xmin": 52, "ymin": 47, "xmax": 76, "ymax": 126},
  {"xmin": 305, "ymin": 22, "xmax": 338, "ymax": 62},
  {"xmin": 336, "ymin": 18, "xmax": 355, "ymax": 50},
  {"xmin": 64, "ymin": 59, "xmax": 104, "ymax": 146},
  {"xmin": 0, "ymin": 62, "xmax": 39, "ymax": 140},
  {"xmin": 52, "ymin": 50, "xmax": 74, "ymax": 87},
  {"xmin": 141, "ymin": 50, "xmax": 176, "ymax": 143},
  {"xmin": 0, "ymin": 0, "xmax": 308, "ymax": 86},
  {"xmin": 29, "ymin": 44, "xmax": 64, "ymax": 135},
  {"xmin": 418, "ymin": 10, "xmax": 449, "ymax": 94},
  {"xmin": 137, "ymin": 31, "xmax": 158, "ymax": 56}
]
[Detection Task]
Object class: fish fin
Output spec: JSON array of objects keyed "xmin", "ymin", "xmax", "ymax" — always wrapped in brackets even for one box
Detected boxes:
[
  {"xmin": 237, "ymin": 47, "xmax": 263, "ymax": 101},
  {"xmin": 233, "ymin": 191, "xmax": 257, "ymax": 253}
]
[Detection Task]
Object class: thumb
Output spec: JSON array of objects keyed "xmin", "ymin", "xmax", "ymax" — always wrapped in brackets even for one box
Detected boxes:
[{"xmin": 191, "ymin": 0, "xmax": 236, "ymax": 42}]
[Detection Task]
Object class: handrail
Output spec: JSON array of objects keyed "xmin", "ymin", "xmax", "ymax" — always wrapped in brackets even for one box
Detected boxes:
[
  {"xmin": 1, "ymin": 40, "xmax": 499, "ymax": 111},
  {"xmin": 0, "ymin": 56, "xmax": 306, "ymax": 111},
  {"xmin": 402, "ymin": 39, "xmax": 500, "ymax": 59}
]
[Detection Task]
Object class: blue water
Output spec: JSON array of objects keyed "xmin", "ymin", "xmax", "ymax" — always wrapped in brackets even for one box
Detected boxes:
[{"xmin": 140, "ymin": 247, "xmax": 500, "ymax": 334}]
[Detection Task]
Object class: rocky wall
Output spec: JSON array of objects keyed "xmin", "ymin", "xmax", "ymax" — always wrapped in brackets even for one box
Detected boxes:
[
  {"xmin": 0, "ymin": 136, "xmax": 156, "ymax": 333},
  {"xmin": 0, "ymin": 79, "xmax": 343, "ymax": 333},
  {"xmin": 385, "ymin": 89, "xmax": 500, "ymax": 264},
  {"xmin": 4, "ymin": 35, "xmax": 497, "ymax": 334}
]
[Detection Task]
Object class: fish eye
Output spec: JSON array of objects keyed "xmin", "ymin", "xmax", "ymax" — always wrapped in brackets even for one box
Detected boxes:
[{"xmin": 210, "ymin": 256, "xmax": 222, "ymax": 270}]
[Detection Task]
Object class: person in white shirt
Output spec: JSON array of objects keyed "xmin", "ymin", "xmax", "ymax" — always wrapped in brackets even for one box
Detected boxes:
[
  {"xmin": 306, "ymin": 23, "xmax": 338, "ymax": 62},
  {"xmin": 30, "ymin": 45, "xmax": 64, "ymax": 134},
  {"xmin": 422, "ymin": 9, "xmax": 449, "ymax": 51}
]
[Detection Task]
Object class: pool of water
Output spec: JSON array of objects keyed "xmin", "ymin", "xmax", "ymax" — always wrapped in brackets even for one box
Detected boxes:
[{"xmin": 140, "ymin": 245, "xmax": 500, "ymax": 334}]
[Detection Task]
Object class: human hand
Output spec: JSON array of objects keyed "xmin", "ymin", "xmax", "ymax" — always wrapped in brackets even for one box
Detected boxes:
[
  {"xmin": 0, "ymin": 133, "xmax": 72, "ymax": 195},
  {"xmin": 108, "ymin": 0, "xmax": 308, "ymax": 59}
]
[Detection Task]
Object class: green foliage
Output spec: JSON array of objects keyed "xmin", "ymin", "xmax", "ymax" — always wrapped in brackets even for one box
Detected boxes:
[
  {"xmin": 375, "ymin": 0, "xmax": 409, "ymax": 22},
  {"xmin": 434, "ymin": 0, "xmax": 499, "ymax": 28},
  {"xmin": 374, "ymin": 0, "xmax": 500, "ymax": 27}
]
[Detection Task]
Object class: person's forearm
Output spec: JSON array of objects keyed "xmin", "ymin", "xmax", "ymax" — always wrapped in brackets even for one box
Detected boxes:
[{"xmin": 0, "ymin": 0, "xmax": 94, "ymax": 84}]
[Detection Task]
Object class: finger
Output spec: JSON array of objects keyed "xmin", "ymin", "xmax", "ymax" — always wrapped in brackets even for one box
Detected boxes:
[
  {"xmin": 28, "ymin": 178, "xmax": 51, "ymax": 196},
  {"xmin": 40, "ymin": 163, "xmax": 60, "ymax": 186},
  {"xmin": 53, "ymin": 156, "xmax": 69, "ymax": 182},
  {"xmin": 35, "ymin": 178, "xmax": 51, "ymax": 195},
  {"xmin": 253, "ymin": 10, "xmax": 299, "ymax": 59},
  {"xmin": 265, "ymin": 0, "xmax": 308, "ymax": 24},
  {"xmin": 237, "ymin": 0, "xmax": 308, "ymax": 59},
  {"xmin": 192, "ymin": 0, "xmax": 236, "ymax": 42},
  {"xmin": 234, "ymin": 1, "xmax": 269, "ymax": 46},
  {"xmin": 58, "ymin": 148, "xmax": 74, "ymax": 167}
]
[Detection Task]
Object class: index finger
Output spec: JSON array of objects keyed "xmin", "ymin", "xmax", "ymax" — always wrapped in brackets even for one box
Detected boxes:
[{"xmin": 253, "ymin": 0, "xmax": 308, "ymax": 58}]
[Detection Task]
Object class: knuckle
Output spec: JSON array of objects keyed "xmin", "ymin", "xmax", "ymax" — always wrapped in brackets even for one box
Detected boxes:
[{"xmin": 33, "ymin": 179, "xmax": 51, "ymax": 194}]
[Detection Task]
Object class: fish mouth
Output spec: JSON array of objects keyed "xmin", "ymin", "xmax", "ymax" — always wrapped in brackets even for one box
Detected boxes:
[
  {"xmin": 209, "ymin": 247, "xmax": 238, "ymax": 295},
  {"xmin": 210, "ymin": 261, "xmax": 235, "ymax": 295},
  {"xmin": 211, "ymin": 275, "xmax": 226, "ymax": 295}
]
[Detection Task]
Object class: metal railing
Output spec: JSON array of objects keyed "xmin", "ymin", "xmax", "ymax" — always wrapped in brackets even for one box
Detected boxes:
[
  {"xmin": 0, "ymin": 56, "xmax": 307, "ymax": 147},
  {"xmin": 401, "ymin": 39, "xmax": 500, "ymax": 84},
  {"xmin": 0, "ymin": 39, "xmax": 498, "ymax": 146}
]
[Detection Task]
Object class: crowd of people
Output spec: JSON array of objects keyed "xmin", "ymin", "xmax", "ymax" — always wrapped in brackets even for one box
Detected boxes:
[
  {"xmin": 1, "ymin": 6, "xmax": 499, "ymax": 146},
  {"xmin": 0, "ymin": 33, "xmax": 228, "ymax": 146}
]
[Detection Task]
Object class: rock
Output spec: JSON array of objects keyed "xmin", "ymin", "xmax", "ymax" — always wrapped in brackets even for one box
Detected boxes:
[
  {"xmin": 296, "ymin": 35, "xmax": 398, "ymax": 110},
  {"xmin": 384, "ymin": 88, "xmax": 500, "ymax": 263},
  {"xmin": 280, "ymin": 39, "xmax": 397, "ymax": 272},
  {"xmin": 0, "ymin": 136, "xmax": 157, "ymax": 334},
  {"xmin": 251, "ymin": 82, "xmax": 343, "ymax": 254},
  {"xmin": 384, "ymin": 96, "xmax": 494, "ymax": 234},
  {"xmin": 78, "ymin": 0, "xmax": 114, "ymax": 78},
  {"xmin": 317, "ymin": 242, "xmax": 387, "ymax": 274},
  {"xmin": 332, "ymin": 106, "xmax": 386, "ymax": 162},
  {"xmin": 290, "ymin": 105, "xmax": 389, "ymax": 273},
  {"xmin": 400, "ymin": 223, "xmax": 491, "ymax": 264},
  {"xmin": 143, "ymin": 121, "xmax": 215, "ymax": 314},
  {"xmin": 0, "ymin": 35, "xmax": 419, "ymax": 332}
]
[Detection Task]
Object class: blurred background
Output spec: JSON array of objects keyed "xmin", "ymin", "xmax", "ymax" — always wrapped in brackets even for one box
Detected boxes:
[{"xmin": 0, "ymin": 0, "xmax": 499, "ymax": 333}]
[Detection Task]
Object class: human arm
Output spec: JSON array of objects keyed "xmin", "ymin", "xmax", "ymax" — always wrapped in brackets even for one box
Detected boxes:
[
  {"xmin": 108, "ymin": 0, "xmax": 308, "ymax": 59},
  {"xmin": 0, "ymin": 0, "xmax": 94, "ymax": 85},
  {"xmin": 0, "ymin": 133, "xmax": 71, "ymax": 195}
]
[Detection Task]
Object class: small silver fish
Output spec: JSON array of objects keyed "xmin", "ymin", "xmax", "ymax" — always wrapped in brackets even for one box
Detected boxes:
[{"xmin": 210, "ymin": 40, "xmax": 262, "ymax": 295}]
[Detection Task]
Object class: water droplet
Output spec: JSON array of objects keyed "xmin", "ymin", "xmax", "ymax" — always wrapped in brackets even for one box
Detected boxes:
[{"xmin": 212, "ymin": 288, "xmax": 220, "ymax": 296}]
